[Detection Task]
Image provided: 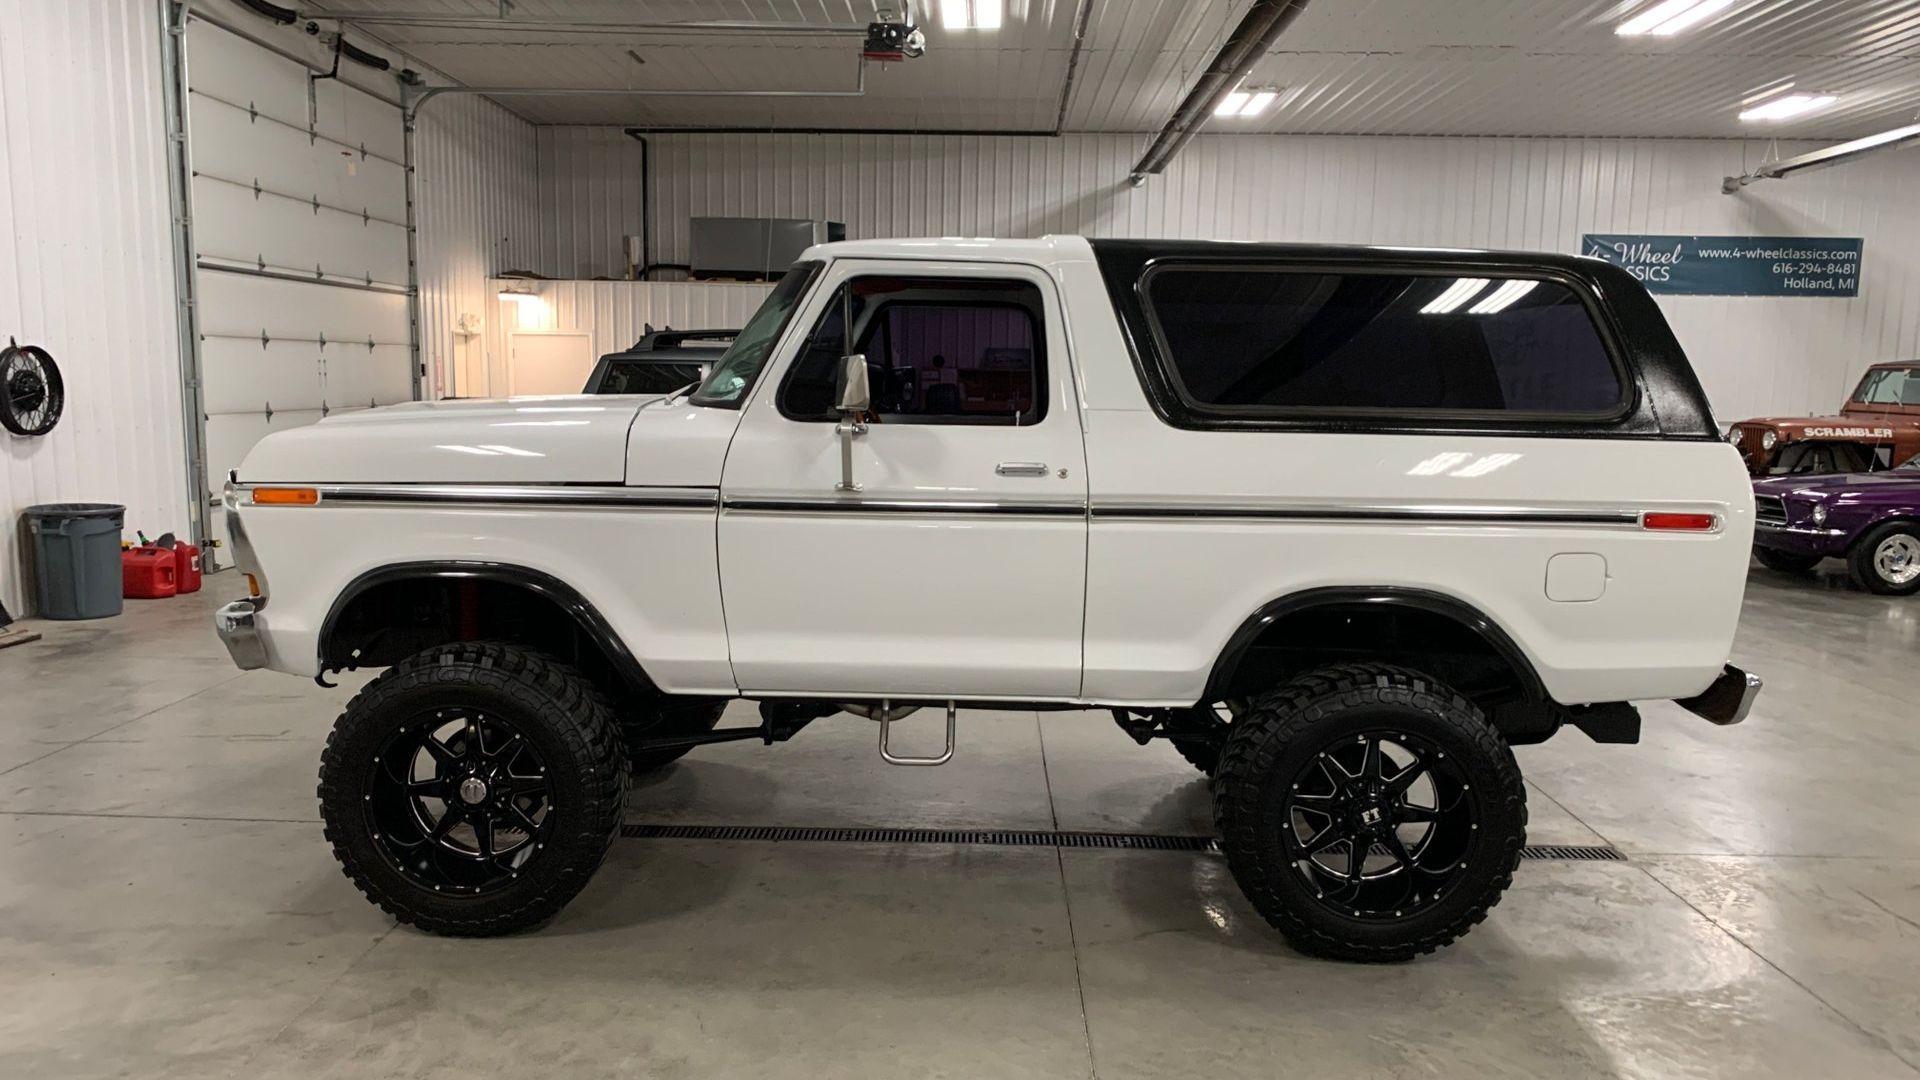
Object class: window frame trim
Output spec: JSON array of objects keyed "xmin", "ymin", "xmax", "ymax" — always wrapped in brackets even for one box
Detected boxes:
[
  {"xmin": 1130, "ymin": 257, "xmax": 1640, "ymax": 432},
  {"xmin": 774, "ymin": 279, "xmax": 1051, "ymax": 427}
]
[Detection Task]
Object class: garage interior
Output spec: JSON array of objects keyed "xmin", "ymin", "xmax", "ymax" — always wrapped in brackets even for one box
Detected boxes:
[{"xmin": 4, "ymin": 0, "xmax": 1920, "ymax": 1076}]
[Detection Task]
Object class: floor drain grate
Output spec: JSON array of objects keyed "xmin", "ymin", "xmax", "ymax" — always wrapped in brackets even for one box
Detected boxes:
[
  {"xmin": 622, "ymin": 825, "xmax": 1623, "ymax": 861},
  {"xmin": 622, "ymin": 824, "xmax": 1218, "ymax": 850},
  {"xmin": 1520, "ymin": 844, "xmax": 1626, "ymax": 861}
]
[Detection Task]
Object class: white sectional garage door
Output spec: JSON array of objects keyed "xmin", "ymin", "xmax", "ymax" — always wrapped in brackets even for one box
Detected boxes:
[{"xmin": 185, "ymin": 20, "xmax": 414, "ymax": 564}]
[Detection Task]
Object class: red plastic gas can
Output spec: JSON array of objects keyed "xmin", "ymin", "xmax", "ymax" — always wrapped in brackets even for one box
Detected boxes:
[
  {"xmin": 122, "ymin": 547, "xmax": 178, "ymax": 599},
  {"xmin": 172, "ymin": 540, "xmax": 202, "ymax": 594}
]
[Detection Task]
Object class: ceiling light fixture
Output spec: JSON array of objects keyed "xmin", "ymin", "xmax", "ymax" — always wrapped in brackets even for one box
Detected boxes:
[
  {"xmin": 941, "ymin": 0, "xmax": 1001, "ymax": 30},
  {"xmin": 1739, "ymin": 92, "xmax": 1838, "ymax": 122},
  {"xmin": 1616, "ymin": 0, "xmax": 1734, "ymax": 36},
  {"xmin": 1421, "ymin": 278, "xmax": 1491, "ymax": 315},
  {"xmin": 1214, "ymin": 86, "xmax": 1280, "ymax": 118},
  {"xmin": 1467, "ymin": 280, "xmax": 1539, "ymax": 315}
]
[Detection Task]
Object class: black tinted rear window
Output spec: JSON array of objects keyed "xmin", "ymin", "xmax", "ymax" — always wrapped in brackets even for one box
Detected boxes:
[{"xmin": 1142, "ymin": 267, "xmax": 1624, "ymax": 417}]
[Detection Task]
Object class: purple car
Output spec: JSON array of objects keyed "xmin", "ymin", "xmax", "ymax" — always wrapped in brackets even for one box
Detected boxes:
[{"xmin": 1752, "ymin": 458, "xmax": 1920, "ymax": 594}]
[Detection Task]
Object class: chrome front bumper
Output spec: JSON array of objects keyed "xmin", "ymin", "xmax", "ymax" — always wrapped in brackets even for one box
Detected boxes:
[
  {"xmin": 1676, "ymin": 664, "xmax": 1761, "ymax": 726},
  {"xmin": 214, "ymin": 599, "xmax": 268, "ymax": 671}
]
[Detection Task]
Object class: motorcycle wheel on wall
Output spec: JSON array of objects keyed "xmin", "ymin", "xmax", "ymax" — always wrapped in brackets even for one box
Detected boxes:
[{"xmin": 0, "ymin": 341, "xmax": 65, "ymax": 437}]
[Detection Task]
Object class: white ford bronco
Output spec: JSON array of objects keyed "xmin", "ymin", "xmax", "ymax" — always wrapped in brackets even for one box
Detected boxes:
[{"xmin": 216, "ymin": 236, "xmax": 1759, "ymax": 961}]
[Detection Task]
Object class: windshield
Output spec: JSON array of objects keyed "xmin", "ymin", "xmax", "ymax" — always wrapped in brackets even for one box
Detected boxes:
[
  {"xmin": 595, "ymin": 360, "xmax": 707, "ymax": 395},
  {"xmin": 688, "ymin": 262, "xmax": 824, "ymax": 408},
  {"xmin": 1851, "ymin": 366, "xmax": 1920, "ymax": 406}
]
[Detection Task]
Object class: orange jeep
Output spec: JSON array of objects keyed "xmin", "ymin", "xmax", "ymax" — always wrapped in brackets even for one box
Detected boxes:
[{"xmin": 1727, "ymin": 362, "xmax": 1920, "ymax": 476}]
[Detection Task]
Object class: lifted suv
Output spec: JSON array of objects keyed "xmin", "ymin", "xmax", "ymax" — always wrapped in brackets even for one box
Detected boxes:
[{"xmin": 215, "ymin": 237, "xmax": 1758, "ymax": 962}]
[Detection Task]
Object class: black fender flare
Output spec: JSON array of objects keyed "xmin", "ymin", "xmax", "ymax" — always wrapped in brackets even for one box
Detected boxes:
[
  {"xmin": 318, "ymin": 560, "xmax": 659, "ymax": 694},
  {"xmin": 1200, "ymin": 586, "xmax": 1547, "ymax": 704}
]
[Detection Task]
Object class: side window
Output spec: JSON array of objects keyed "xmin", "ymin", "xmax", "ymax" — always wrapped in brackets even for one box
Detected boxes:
[
  {"xmin": 1141, "ymin": 267, "xmax": 1625, "ymax": 418},
  {"xmin": 780, "ymin": 276, "xmax": 1046, "ymax": 425}
]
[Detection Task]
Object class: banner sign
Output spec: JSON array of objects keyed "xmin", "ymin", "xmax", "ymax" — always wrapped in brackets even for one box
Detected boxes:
[{"xmin": 1580, "ymin": 234, "xmax": 1862, "ymax": 297}]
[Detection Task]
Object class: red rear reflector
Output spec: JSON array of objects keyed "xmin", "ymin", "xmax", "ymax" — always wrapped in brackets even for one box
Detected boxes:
[{"xmin": 1642, "ymin": 512, "xmax": 1716, "ymax": 531}]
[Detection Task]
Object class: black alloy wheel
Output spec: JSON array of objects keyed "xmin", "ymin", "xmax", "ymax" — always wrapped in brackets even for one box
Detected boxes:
[
  {"xmin": 367, "ymin": 708, "xmax": 555, "ymax": 895},
  {"xmin": 1214, "ymin": 663, "xmax": 1526, "ymax": 962},
  {"xmin": 319, "ymin": 641, "xmax": 626, "ymax": 935},
  {"xmin": 1279, "ymin": 729, "xmax": 1477, "ymax": 922}
]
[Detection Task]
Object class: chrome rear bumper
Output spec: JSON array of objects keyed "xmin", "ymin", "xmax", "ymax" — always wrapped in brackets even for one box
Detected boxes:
[
  {"xmin": 214, "ymin": 599, "xmax": 268, "ymax": 671},
  {"xmin": 1676, "ymin": 664, "xmax": 1761, "ymax": 725}
]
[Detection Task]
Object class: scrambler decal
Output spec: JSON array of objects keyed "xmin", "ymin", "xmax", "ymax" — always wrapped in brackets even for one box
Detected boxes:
[{"xmin": 1802, "ymin": 427, "xmax": 1894, "ymax": 439}]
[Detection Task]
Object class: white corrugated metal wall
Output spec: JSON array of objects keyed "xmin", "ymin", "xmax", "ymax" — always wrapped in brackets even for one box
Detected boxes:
[
  {"xmin": 0, "ymin": 0, "xmax": 190, "ymax": 615},
  {"xmin": 486, "ymin": 279, "xmax": 774, "ymax": 389},
  {"xmin": 414, "ymin": 94, "xmax": 542, "ymax": 400},
  {"xmin": 535, "ymin": 128, "xmax": 1920, "ymax": 424}
]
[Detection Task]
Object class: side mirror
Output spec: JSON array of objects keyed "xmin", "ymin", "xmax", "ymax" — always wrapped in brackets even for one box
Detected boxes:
[{"xmin": 835, "ymin": 353, "xmax": 870, "ymax": 415}]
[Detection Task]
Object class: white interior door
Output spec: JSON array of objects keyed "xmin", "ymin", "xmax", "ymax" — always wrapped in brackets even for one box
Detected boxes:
[
  {"xmin": 185, "ymin": 19, "xmax": 413, "ymax": 564},
  {"xmin": 508, "ymin": 332, "xmax": 596, "ymax": 395}
]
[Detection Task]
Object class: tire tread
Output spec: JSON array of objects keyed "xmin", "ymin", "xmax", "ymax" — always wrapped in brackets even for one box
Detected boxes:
[
  {"xmin": 1212, "ymin": 662, "xmax": 1526, "ymax": 962},
  {"xmin": 317, "ymin": 641, "xmax": 627, "ymax": 937}
]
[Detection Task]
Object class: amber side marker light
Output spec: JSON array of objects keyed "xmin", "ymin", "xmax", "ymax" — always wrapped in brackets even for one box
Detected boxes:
[
  {"xmin": 1642, "ymin": 512, "xmax": 1717, "ymax": 531},
  {"xmin": 251, "ymin": 487, "xmax": 319, "ymax": 506}
]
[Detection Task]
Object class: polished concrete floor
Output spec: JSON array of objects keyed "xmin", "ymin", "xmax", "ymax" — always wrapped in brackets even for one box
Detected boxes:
[{"xmin": 2, "ymin": 565, "xmax": 1917, "ymax": 1078}]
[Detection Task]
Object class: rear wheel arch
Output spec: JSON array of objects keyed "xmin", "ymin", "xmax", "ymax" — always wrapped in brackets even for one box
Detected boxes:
[
  {"xmin": 318, "ymin": 561, "xmax": 661, "ymax": 698},
  {"xmin": 1202, "ymin": 587, "xmax": 1548, "ymax": 715}
]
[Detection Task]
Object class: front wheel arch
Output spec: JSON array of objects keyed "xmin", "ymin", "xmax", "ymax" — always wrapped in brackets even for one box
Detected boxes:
[{"xmin": 318, "ymin": 561, "xmax": 662, "ymax": 698}]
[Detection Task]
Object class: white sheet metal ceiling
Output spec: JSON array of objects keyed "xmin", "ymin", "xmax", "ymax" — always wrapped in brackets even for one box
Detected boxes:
[{"xmin": 323, "ymin": 0, "xmax": 1920, "ymax": 138}]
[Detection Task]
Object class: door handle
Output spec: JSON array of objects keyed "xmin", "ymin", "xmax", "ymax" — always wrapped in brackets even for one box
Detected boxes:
[{"xmin": 996, "ymin": 462, "xmax": 1049, "ymax": 477}]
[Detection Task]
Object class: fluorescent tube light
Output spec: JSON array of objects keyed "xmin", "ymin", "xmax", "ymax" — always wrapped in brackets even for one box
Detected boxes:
[
  {"xmin": 943, "ymin": 0, "xmax": 1000, "ymax": 29},
  {"xmin": 1616, "ymin": 0, "xmax": 1733, "ymax": 36},
  {"xmin": 1215, "ymin": 87, "xmax": 1278, "ymax": 118},
  {"xmin": 1467, "ymin": 280, "xmax": 1539, "ymax": 315},
  {"xmin": 1739, "ymin": 93, "xmax": 1837, "ymax": 121},
  {"xmin": 1420, "ymin": 278, "xmax": 1491, "ymax": 315},
  {"xmin": 1215, "ymin": 91, "xmax": 1251, "ymax": 117}
]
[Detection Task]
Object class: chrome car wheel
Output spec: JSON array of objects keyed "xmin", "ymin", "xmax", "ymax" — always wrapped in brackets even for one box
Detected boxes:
[{"xmin": 1874, "ymin": 534, "xmax": 1920, "ymax": 586}]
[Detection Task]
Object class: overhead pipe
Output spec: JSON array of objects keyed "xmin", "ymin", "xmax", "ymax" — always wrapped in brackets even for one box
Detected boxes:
[
  {"xmin": 1128, "ymin": 0, "xmax": 1314, "ymax": 185},
  {"xmin": 1723, "ymin": 122, "xmax": 1920, "ymax": 193},
  {"xmin": 1052, "ymin": 0, "xmax": 1094, "ymax": 135},
  {"xmin": 294, "ymin": 10, "xmax": 865, "ymax": 36},
  {"xmin": 405, "ymin": 61, "xmax": 867, "ymax": 120}
]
